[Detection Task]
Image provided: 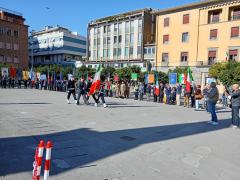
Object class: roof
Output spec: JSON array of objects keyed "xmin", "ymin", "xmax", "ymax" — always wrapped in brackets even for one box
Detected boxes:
[
  {"xmin": 153, "ymin": 0, "xmax": 235, "ymax": 15},
  {"xmin": 89, "ymin": 8, "xmax": 153, "ymax": 26},
  {"xmin": 0, "ymin": 7, "xmax": 22, "ymax": 17}
]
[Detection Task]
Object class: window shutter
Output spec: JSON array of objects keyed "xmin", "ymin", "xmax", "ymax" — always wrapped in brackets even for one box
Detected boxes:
[
  {"xmin": 183, "ymin": 14, "xmax": 189, "ymax": 24},
  {"xmin": 164, "ymin": 18, "xmax": 169, "ymax": 27},
  {"xmin": 231, "ymin": 27, "xmax": 239, "ymax": 37},
  {"xmin": 208, "ymin": 51, "xmax": 216, "ymax": 57},
  {"xmin": 229, "ymin": 49, "xmax": 238, "ymax": 55},
  {"xmin": 210, "ymin": 29, "xmax": 218, "ymax": 38}
]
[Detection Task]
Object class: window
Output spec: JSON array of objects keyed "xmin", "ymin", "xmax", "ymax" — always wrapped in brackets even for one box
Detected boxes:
[
  {"xmin": 0, "ymin": 27, "xmax": 4, "ymax": 35},
  {"xmin": 210, "ymin": 29, "xmax": 218, "ymax": 40},
  {"xmin": 97, "ymin": 38, "xmax": 100, "ymax": 45},
  {"xmin": 208, "ymin": 10, "xmax": 221, "ymax": 23},
  {"xmin": 125, "ymin": 34, "xmax": 130, "ymax": 44},
  {"xmin": 103, "ymin": 49, "xmax": 107, "ymax": 57},
  {"xmin": 130, "ymin": 33, "xmax": 134, "ymax": 44},
  {"xmin": 94, "ymin": 39, "xmax": 97, "ymax": 46},
  {"xmin": 181, "ymin": 52, "xmax": 188, "ymax": 62},
  {"xmin": 0, "ymin": 55, "xmax": 4, "ymax": 62},
  {"xmin": 107, "ymin": 25, "xmax": 111, "ymax": 33},
  {"xmin": 163, "ymin": 35, "xmax": 169, "ymax": 44},
  {"xmin": 182, "ymin": 32, "xmax": 189, "ymax": 42},
  {"xmin": 117, "ymin": 48, "xmax": 121, "ymax": 56},
  {"xmin": 103, "ymin": 37, "xmax": 107, "ymax": 45},
  {"xmin": 107, "ymin": 37, "xmax": 111, "ymax": 44},
  {"xmin": 107, "ymin": 49, "xmax": 110, "ymax": 57},
  {"xmin": 104, "ymin": 26, "xmax": 107, "ymax": 34},
  {"xmin": 232, "ymin": 8, "xmax": 240, "ymax": 20},
  {"xmin": 114, "ymin": 24, "xmax": 118, "ymax": 32},
  {"xmin": 119, "ymin": 23, "xmax": 122, "ymax": 34},
  {"xmin": 6, "ymin": 56, "xmax": 12, "ymax": 62},
  {"xmin": 183, "ymin": 14, "xmax": 189, "ymax": 24},
  {"xmin": 114, "ymin": 36, "xmax": 117, "ymax": 44},
  {"xmin": 125, "ymin": 47, "xmax": 129, "ymax": 56},
  {"xmin": 13, "ymin": 44, "xmax": 19, "ymax": 50},
  {"xmin": 118, "ymin": 35, "xmax": 122, "ymax": 43},
  {"xmin": 14, "ymin": 56, "xmax": 19, "ymax": 63},
  {"xmin": 229, "ymin": 49, "xmax": 238, "ymax": 61},
  {"xmin": 138, "ymin": 32, "xmax": 142, "ymax": 43},
  {"xmin": 162, "ymin": 53, "xmax": 169, "ymax": 62},
  {"xmin": 6, "ymin": 28, "xmax": 12, "ymax": 36},
  {"xmin": 164, "ymin": 17, "xmax": 169, "ymax": 27},
  {"xmin": 0, "ymin": 42, "xmax": 4, "ymax": 48},
  {"xmin": 113, "ymin": 48, "xmax": 117, "ymax": 57},
  {"xmin": 125, "ymin": 21, "xmax": 130, "ymax": 33},
  {"xmin": 130, "ymin": 20, "xmax": 134, "ymax": 33},
  {"xmin": 138, "ymin": 19, "xmax": 142, "ymax": 32},
  {"xmin": 6, "ymin": 43, "xmax": 11, "ymax": 49},
  {"xmin": 231, "ymin": 27, "xmax": 239, "ymax": 38},
  {"xmin": 208, "ymin": 50, "xmax": 217, "ymax": 65},
  {"xmin": 130, "ymin": 47, "xmax": 133, "ymax": 56},
  {"xmin": 137, "ymin": 46, "xmax": 141, "ymax": 55}
]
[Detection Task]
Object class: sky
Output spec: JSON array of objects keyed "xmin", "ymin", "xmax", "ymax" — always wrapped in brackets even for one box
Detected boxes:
[{"xmin": 0, "ymin": 0, "xmax": 199, "ymax": 36}]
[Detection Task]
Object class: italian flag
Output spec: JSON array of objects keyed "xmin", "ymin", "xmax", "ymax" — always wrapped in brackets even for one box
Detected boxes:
[
  {"xmin": 186, "ymin": 67, "xmax": 193, "ymax": 92},
  {"xmin": 88, "ymin": 65, "xmax": 101, "ymax": 96},
  {"xmin": 155, "ymin": 73, "xmax": 160, "ymax": 96},
  {"xmin": 178, "ymin": 73, "xmax": 186, "ymax": 84}
]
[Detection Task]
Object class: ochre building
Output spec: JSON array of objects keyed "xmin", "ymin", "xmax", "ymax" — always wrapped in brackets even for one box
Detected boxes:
[{"xmin": 154, "ymin": 0, "xmax": 240, "ymax": 84}]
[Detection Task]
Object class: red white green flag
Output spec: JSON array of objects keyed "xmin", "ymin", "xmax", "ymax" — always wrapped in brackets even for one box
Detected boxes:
[
  {"xmin": 186, "ymin": 67, "xmax": 193, "ymax": 92},
  {"xmin": 88, "ymin": 65, "xmax": 101, "ymax": 96}
]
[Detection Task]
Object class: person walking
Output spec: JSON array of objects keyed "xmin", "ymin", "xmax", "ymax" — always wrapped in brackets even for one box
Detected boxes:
[
  {"xmin": 195, "ymin": 85, "xmax": 203, "ymax": 110},
  {"xmin": 159, "ymin": 83, "xmax": 164, "ymax": 103},
  {"xmin": 207, "ymin": 82, "xmax": 219, "ymax": 125},
  {"xmin": 95, "ymin": 82, "xmax": 107, "ymax": 108},
  {"xmin": 139, "ymin": 83, "xmax": 144, "ymax": 101},
  {"xmin": 66, "ymin": 76, "xmax": 77, "ymax": 104},
  {"xmin": 176, "ymin": 83, "xmax": 182, "ymax": 106},
  {"xmin": 76, "ymin": 77, "xmax": 88, "ymax": 105},
  {"xmin": 230, "ymin": 84, "xmax": 240, "ymax": 128}
]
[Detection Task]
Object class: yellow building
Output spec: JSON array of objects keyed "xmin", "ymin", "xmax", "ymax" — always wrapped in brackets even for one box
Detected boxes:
[{"xmin": 154, "ymin": 0, "xmax": 240, "ymax": 84}]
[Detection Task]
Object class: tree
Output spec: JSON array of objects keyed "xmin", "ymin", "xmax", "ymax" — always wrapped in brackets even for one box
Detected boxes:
[{"xmin": 209, "ymin": 61, "xmax": 240, "ymax": 87}]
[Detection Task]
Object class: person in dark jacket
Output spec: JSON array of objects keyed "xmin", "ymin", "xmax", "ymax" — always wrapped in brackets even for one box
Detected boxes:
[
  {"xmin": 76, "ymin": 77, "xmax": 88, "ymax": 105},
  {"xmin": 159, "ymin": 83, "xmax": 164, "ymax": 103},
  {"xmin": 230, "ymin": 84, "xmax": 240, "ymax": 128},
  {"xmin": 207, "ymin": 82, "xmax": 219, "ymax": 125},
  {"xmin": 67, "ymin": 77, "xmax": 77, "ymax": 104},
  {"xmin": 95, "ymin": 82, "xmax": 107, "ymax": 108}
]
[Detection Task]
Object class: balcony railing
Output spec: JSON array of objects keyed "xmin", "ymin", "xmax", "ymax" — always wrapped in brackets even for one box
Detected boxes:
[{"xmin": 231, "ymin": 15, "xmax": 240, "ymax": 20}]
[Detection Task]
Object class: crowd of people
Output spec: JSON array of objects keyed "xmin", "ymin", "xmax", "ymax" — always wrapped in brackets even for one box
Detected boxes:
[{"xmin": 1, "ymin": 74, "xmax": 239, "ymax": 128}]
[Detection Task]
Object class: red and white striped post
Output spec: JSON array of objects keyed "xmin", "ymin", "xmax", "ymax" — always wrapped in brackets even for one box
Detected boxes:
[
  {"xmin": 32, "ymin": 147, "xmax": 39, "ymax": 179},
  {"xmin": 43, "ymin": 141, "xmax": 53, "ymax": 180},
  {"xmin": 36, "ymin": 140, "xmax": 45, "ymax": 180}
]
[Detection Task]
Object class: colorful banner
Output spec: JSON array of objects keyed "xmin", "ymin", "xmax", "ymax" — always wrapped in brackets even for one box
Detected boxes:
[
  {"xmin": 131, "ymin": 73, "xmax": 138, "ymax": 81},
  {"xmin": 144, "ymin": 74, "xmax": 148, "ymax": 84},
  {"xmin": 169, "ymin": 73, "xmax": 177, "ymax": 85},
  {"xmin": 114, "ymin": 74, "xmax": 119, "ymax": 82},
  {"xmin": 148, "ymin": 74, "xmax": 155, "ymax": 84},
  {"xmin": 9, "ymin": 67, "xmax": 17, "ymax": 78},
  {"xmin": 22, "ymin": 71, "xmax": 29, "ymax": 80},
  {"xmin": 1, "ymin": 67, "xmax": 9, "ymax": 77}
]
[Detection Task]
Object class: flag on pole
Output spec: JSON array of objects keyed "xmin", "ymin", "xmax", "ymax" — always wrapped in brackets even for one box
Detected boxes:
[
  {"xmin": 178, "ymin": 73, "xmax": 186, "ymax": 84},
  {"xmin": 186, "ymin": 67, "xmax": 193, "ymax": 92},
  {"xmin": 225, "ymin": 52, "xmax": 229, "ymax": 61},
  {"xmin": 155, "ymin": 73, "xmax": 160, "ymax": 96},
  {"xmin": 88, "ymin": 65, "xmax": 101, "ymax": 96}
]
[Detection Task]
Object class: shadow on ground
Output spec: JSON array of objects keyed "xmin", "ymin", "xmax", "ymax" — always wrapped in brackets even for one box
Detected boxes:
[{"xmin": 0, "ymin": 118, "xmax": 231, "ymax": 176}]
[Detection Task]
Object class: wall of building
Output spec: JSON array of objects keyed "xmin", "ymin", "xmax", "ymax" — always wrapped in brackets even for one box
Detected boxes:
[
  {"xmin": 198, "ymin": 1, "xmax": 240, "ymax": 64},
  {"xmin": 0, "ymin": 11, "xmax": 28, "ymax": 69}
]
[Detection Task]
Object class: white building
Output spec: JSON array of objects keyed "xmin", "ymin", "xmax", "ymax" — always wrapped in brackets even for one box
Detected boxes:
[
  {"xmin": 29, "ymin": 26, "xmax": 86, "ymax": 66},
  {"xmin": 87, "ymin": 9, "xmax": 156, "ymax": 70}
]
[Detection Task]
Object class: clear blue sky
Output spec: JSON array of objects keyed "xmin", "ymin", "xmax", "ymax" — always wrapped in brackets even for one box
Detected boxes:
[{"xmin": 0, "ymin": 0, "xmax": 198, "ymax": 36}]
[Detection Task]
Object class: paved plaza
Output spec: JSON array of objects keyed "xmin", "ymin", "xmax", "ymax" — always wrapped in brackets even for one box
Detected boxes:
[{"xmin": 0, "ymin": 89, "xmax": 239, "ymax": 180}]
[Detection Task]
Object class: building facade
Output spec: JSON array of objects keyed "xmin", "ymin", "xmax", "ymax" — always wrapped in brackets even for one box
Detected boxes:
[
  {"xmin": 0, "ymin": 7, "xmax": 28, "ymax": 68},
  {"xmin": 87, "ymin": 9, "xmax": 155, "ymax": 70},
  {"xmin": 29, "ymin": 26, "xmax": 86, "ymax": 66},
  {"xmin": 154, "ymin": 0, "xmax": 240, "ymax": 84}
]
